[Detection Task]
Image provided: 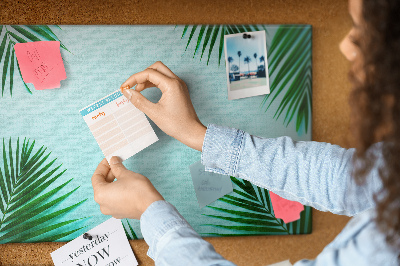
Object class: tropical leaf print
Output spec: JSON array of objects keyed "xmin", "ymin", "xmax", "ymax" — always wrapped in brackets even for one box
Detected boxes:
[
  {"xmin": 0, "ymin": 137, "xmax": 87, "ymax": 243},
  {"xmin": 201, "ymin": 176, "xmax": 311, "ymax": 236},
  {"xmin": 261, "ymin": 26, "xmax": 312, "ymax": 134},
  {"xmin": 122, "ymin": 219, "xmax": 138, "ymax": 240},
  {"xmin": 0, "ymin": 25, "xmax": 69, "ymax": 97},
  {"xmin": 177, "ymin": 24, "xmax": 312, "ymax": 135},
  {"xmin": 179, "ymin": 25, "xmax": 267, "ymax": 66},
  {"xmin": 286, "ymin": 204, "xmax": 312, "ymax": 235}
]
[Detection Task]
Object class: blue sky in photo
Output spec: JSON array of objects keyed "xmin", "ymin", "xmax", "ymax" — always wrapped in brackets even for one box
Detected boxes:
[{"xmin": 226, "ymin": 33, "xmax": 266, "ymax": 73}]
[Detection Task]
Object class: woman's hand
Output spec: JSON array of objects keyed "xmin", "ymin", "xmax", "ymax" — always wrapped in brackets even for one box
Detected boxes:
[
  {"xmin": 91, "ymin": 157, "xmax": 164, "ymax": 220},
  {"xmin": 120, "ymin": 61, "xmax": 206, "ymax": 151}
]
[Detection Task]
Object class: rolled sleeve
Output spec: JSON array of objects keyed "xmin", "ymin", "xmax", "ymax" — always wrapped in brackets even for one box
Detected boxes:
[
  {"xmin": 200, "ymin": 124, "xmax": 382, "ymax": 216},
  {"xmin": 201, "ymin": 124, "xmax": 245, "ymax": 176}
]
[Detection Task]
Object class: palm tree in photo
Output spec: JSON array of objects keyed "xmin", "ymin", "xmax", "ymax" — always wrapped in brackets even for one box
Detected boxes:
[
  {"xmin": 260, "ymin": 55, "xmax": 266, "ymax": 77},
  {"xmin": 253, "ymin": 53, "xmax": 258, "ymax": 74},
  {"xmin": 227, "ymin": 56, "xmax": 234, "ymax": 73},
  {"xmin": 244, "ymin": 56, "xmax": 251, "ymax": 78},
  {"xmin": 237, "ymin": 51, "xmax": 242, "ymax": 78},
  {"xmin": 231, "ymin": 64, "xmax": 239, "ymax": 73}
]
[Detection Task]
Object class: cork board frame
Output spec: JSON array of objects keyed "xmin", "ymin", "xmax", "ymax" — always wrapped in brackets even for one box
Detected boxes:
[{"xmin": 0, "ymin": 0, "xmax": 352, "ymax": 265}]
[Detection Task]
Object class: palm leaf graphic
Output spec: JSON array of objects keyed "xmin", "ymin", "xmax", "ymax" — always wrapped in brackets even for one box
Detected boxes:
[
  {"xmin": 122, "ymin": 219, "xmax": 138, "ymax": 240},
  {"xmin": 177, "ymin": 24, "xmax": 311, "ymax": 135},
  {"xmin": 0, "ymin": 25, "xmax": 69, "ymax": 97},
  {"xmin": 178, "ymin": 25, "xmax": 267, "ymax": 66},
  {"xmin": 201, "ymin": 176, "xmax": 311, "ymax": 236},
  {"xmin": 0, "ymin": 137, "xmax": 87, "ymax": 243},
  {"xmin": 261, "ymin": 26, "xmax": 312, "ymax": 134}
]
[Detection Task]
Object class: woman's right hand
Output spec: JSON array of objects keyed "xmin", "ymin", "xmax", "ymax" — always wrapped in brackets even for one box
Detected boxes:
[{"xmin": 120, "ymin": 61, "xmax": 206, "ymax": 151}]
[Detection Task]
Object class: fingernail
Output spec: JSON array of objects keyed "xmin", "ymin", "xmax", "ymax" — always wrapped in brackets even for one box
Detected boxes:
[
  {"xmin": 122, "ymin": 89, "xmax": 133, "ymax": 100},
  {"xmin": 110, "ymin": 156, "xmax": 122, "ymax": 165}
]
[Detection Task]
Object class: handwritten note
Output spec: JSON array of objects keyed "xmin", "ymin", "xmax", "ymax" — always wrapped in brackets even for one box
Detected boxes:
[
  {"xmin": 51, "ymin": 218, "xmax": 138, "ymax": 266},
  {"xmin": 269, "ymin": 192, "xmax": 304, "ymax": 223},
  {"xmin": 80, "ymin": 90, "xmax": 158, "ymax": 162},
  {"xmin": 190, "ymin": 161, "xmax": 233, "ymax": 208},
  {"xmin": 14, "ymin": 41, "xmax": 67, "ymax": 90}
]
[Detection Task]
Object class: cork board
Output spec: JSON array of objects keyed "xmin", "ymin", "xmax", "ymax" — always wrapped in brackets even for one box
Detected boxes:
[
  {"xmin": 0, "ymin": 23, "xmax": 312, "ymax": 244},
  {"xmin": 0, "ymin": 0, "xmax": 352, "ymax": 265}
]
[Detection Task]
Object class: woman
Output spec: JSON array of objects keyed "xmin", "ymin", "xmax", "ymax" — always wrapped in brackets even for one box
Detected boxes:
[{"xmin": 91, "ymin": 0, "xmax": 400, "ymax": 264}]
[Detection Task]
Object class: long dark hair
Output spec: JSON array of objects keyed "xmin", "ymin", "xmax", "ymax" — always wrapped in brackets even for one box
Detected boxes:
[{"xmin": 349, "ymin": 0, "xmax": 400, "ymax": 253}]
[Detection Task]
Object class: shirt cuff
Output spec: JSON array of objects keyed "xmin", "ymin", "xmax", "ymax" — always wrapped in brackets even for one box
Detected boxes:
[
  {"xmin": 140, "ymin": 200, "xmax": 193, "ymax": 260},
  {"xmin": 201, "ymin": 124, "xmax": 245, "ymax": 176}
]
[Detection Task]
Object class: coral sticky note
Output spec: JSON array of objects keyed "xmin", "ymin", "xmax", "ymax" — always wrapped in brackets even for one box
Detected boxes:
[
  {"xmin": 269, "ymin": 191, "xmax": 304, "ymax": 223},
  {"xmin": 14, "ymin": 41, "xmax": 66, "ymax": 90}
]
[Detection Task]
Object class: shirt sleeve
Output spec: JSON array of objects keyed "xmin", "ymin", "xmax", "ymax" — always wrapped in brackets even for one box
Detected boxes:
[
  {"xmin": 140, "ymin": 200, "xmax": 237, "ymax": 266},
  {"xmin": 201, "ymin": 124, "xmax": 383, "ymax": 216}
]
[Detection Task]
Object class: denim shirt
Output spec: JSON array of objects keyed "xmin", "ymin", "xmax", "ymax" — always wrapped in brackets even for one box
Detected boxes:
[{"xmin": 140, "ymin": 124, "xmax": 399, "ymax": 265}]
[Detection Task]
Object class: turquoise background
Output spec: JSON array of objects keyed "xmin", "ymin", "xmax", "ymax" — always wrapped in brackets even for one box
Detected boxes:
[{"xmin": 0, "ymin": 25, "xmax": 312, "ymax": 241}]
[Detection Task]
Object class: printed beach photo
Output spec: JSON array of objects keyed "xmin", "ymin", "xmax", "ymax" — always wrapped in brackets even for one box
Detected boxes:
[{"xmin": 224, "ymin": 30, "xmax": 270, "ymax": 100}]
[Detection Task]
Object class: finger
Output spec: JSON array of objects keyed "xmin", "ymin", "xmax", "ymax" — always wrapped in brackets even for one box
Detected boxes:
[
  {"xmin": 91, "ymin": 159, "xmax": 110, "ymax": 189},
  {"xmin": 112, "ymin": 215, "xmax": 125, "ymax": 219},
  {"xmin": 121, "ymin": 68, "xmax": 172, "ymax": 93},
  {"xmin": 136, "ymin": 81, "xmax": 156, "ymax": 92},
  {"xmin": 121, "ymin": 89, "xmax": 159, "ymax": 117},
  {"xmin": 147, "ymin": 61, "xmax": 178, "ymax": 79},
  {"xmin": 109, "ymin": 156, "xmax": 130, "ymax": 179},
  {"xmin": 105, "ymin": 169, "xmax": 116, "ymax": 183}
]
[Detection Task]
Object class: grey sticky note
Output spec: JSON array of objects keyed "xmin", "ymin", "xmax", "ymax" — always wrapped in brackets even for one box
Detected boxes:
[{"xmin": 189, "ymin": 161, "xmax": 233, "ymax": 208}]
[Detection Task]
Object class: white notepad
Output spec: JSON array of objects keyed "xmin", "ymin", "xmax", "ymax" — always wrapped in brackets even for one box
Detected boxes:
[
  {"xmin": 51, "ymin": 218, "xmax": 138, "ymax": 266},
  {"xmin": 80, "ymin": 90, "xmax": 158, "ymax": 162}
]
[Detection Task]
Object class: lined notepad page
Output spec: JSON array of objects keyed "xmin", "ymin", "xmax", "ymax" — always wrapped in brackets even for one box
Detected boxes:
[{"xmin": 80, "ymin": 90, "xmax": 158, "ymax": 162}]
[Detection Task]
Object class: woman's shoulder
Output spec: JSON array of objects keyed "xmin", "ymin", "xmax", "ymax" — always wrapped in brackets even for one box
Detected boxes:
[{"xmin": 321, "ymin": 209, "xmax": 399, "ymax": 265}]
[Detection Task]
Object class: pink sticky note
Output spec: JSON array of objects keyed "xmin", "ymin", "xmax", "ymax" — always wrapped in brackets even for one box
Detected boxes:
[
  {"xmin": 269, "ymin": 191, "xmax": 304, "ymax": 223},
  {"xmin": 14, "ymin": 41, "xmax": 66, "ymax": 90}
]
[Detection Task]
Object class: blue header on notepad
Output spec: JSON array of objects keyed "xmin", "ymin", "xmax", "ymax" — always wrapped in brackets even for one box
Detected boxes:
[{"xmin": 80, "ymin": 91, "xmax": 123, "ymax": 116}]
